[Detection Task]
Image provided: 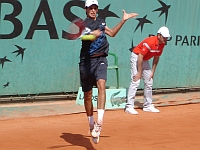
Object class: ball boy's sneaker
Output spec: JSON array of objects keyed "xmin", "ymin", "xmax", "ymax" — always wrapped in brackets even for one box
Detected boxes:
[
  {"xmin": 143, "ymin": 104, "xmax": 160, "ymax": 113},
  {"xmin": 125, "ymin": 108, "xmax": 138, "ymax": 115}
]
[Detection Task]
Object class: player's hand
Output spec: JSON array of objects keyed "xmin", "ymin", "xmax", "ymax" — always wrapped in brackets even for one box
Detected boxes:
[
  {"xmin": 122, "ymin": 10, "xmax": 138, "ymax": 21},
  {"xmin": 133, "ymin": 73, "xmax": 141, "ymax": 82},
  {"xmin": 91, "ymin": 29, "xmax": 102, "ymax": 38},
  {"xmin": 149, "ymin": 72, "xmax": 154, "ymax": 81}
]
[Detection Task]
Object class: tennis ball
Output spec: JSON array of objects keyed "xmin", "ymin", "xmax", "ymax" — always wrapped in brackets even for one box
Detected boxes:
[{"xmin": 81, "ymin": 35, "xmax": 96, "ymax": 41}]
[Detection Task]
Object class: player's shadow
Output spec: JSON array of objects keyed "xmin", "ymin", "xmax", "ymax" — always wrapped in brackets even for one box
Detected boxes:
[{"xmin": 60, "ymin": 132, "xmax": 96, "ymax": 150}]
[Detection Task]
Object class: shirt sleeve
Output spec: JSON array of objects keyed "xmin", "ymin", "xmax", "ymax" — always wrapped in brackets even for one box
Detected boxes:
[
  {"xmin": 156, "ymin": 45, "xmax": 165, "ymax": 56},
  {"xmin": 139, "ymin": 43, "xmax": 151, "ymax": 56}
]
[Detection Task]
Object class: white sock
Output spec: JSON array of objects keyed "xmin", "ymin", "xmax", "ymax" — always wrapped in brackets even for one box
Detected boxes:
[
  {"xmin": 87, "ymin": 116, "xmax": 94, "ymax": 130},
  {"xmin": 97, "ymin": 109, "xmax": 105, "ymax": 125}
]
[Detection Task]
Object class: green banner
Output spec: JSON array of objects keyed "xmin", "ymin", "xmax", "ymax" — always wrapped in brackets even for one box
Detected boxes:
[{"xmin": 0, "ymin": 0, "xmax": 200, "ymax": 95}]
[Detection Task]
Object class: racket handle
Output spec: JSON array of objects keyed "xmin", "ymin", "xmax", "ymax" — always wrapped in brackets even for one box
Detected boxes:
[{"xmin": 81, "ymin": 35, "xmax": 96, "ymax": 41}]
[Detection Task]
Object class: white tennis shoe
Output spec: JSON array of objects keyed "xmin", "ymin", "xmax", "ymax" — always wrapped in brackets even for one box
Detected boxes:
[
  {"xmin": 90, "ymin": 122, "xmax": 102, "ymax": 144},
  {"xmin": 143, "ymin": 104, "xmax": 160, "ymax": 113},
  {"xmin": 125, "ymin": 108, "xmax": 138, "ymax": 115}
]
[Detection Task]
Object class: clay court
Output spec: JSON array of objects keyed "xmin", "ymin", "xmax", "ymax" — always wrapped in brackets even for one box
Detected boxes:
[{"xmin": 0, "ymin": 102, "xmax": 199, "ymax": 150}]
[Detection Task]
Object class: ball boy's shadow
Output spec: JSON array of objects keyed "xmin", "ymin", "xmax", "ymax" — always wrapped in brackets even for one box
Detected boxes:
[
  {"xmin": 60, "ymin": 132, "xmax": 96, "ymax": 150},
  {"xmin": 134, "ymin": 100, "xmax": 143, "ymax": 109}
]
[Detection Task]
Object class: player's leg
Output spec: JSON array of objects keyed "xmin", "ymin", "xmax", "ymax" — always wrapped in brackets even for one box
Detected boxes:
[
  {"xmin": 125, "ymin": 52, "xmax": 140, "ymax": 114},
  {"xmin": 96, "ymin": 78, "xmax": 106, "ymax": 125},
  {"xmin": 83, "ymin": 86, "xmax": 101, "ymax": 144},
  {"xmin": 95, "ymin": 57, "xmax": 107, "ymax": 125},
  {"xmin": 142, "ymin": 60, "xmax": 159, "ymax": 112},
  {"xmin": 90, "ymin": 57, "xmax": 107, "ymax": 143},
  {"xmin": 79, "ymin": 60, "xmax": 95, "ymax": 131},
  {"xmin": 90, "ymin": 79, "xmax": 105, "ymax": 140},
  {"xmin": 84, "ymin": 90, "xmax": 94, "ymax": 130}
]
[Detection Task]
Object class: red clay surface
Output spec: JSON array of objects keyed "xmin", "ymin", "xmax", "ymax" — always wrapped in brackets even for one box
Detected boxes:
[{"xmin": 0, "ymin": 103, "xmax": 199, "ymax": 150}]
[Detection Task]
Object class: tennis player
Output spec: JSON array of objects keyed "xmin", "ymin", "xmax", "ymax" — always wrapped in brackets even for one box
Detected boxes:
[{"xmin": 79, "ymin": 0, "xmax": 138, "ymax": 143}]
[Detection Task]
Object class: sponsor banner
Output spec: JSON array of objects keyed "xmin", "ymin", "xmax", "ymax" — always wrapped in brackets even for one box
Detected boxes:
[{"xmin": 76, "ymin": 87, "xmax": 127, "ymax": 109}]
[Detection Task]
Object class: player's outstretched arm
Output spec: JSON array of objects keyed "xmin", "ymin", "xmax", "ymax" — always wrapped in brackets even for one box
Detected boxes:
[
  {"xmin": 105, "ymin": 10, "xmax": 138, "ymax": 37},
  {"xmin": 122, "ymin": 10, "xmax": 138, "ymax": 21}
]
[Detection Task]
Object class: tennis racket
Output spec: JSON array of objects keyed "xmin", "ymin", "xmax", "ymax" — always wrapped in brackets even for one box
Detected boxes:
[{"xmin": 63, "ymin": 18, "xmax": 95, "ymax": 40}]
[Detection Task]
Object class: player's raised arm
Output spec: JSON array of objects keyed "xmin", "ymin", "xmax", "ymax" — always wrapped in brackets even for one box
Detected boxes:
[{"xmin": 105, "ymin": 10, "xmax": 138, "ymax": 37}]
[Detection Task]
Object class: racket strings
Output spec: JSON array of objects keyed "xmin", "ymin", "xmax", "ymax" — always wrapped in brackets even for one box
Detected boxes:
[{"xmin": 65, "ymin": 18, "xmax": 86, "ymax": 40}]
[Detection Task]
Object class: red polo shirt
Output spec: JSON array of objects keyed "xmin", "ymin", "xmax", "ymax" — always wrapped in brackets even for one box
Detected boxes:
[{"xmin": 133, "ymin": 36, "xmax": 165, "ymax": 60}]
